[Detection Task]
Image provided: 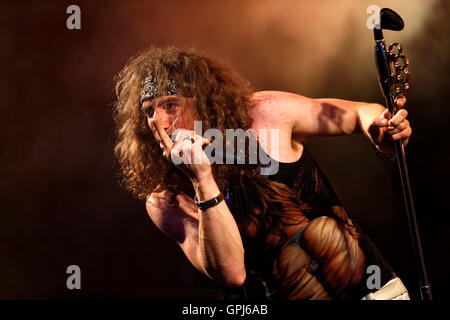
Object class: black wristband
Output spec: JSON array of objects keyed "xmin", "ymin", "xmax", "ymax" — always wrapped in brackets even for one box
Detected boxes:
[{"xmin": 194, "ymin": 193, "xmax": 223, "ymax": 211}]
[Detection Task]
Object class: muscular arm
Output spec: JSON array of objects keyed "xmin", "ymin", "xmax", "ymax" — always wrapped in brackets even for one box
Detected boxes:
[
  {"xmin": 193, "ymin": 175, "xmax": 246, "ymax": 287},
  {"xmin": 253, "ymin": 90, "xmax": 411, "ymax": 154},
  {"xmin": 252, "ymin": 90, "xmax": 384, "ymax": 139},
  {"xmin": 146, "ymin": 114, "xmax": 246, "ymax": 288},
  {"xmin": 146, "ymin": 190, "xmax": 203, "ymax": 272},
  {"xmin": 146, "ymin": 180, "xmax": 246, "ymax": 288}
]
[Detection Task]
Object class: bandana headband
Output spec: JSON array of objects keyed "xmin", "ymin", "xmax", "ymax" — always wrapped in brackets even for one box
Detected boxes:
[{"xmin": 139, "ymin": 75, "xmax": 179, "ymax": 105}]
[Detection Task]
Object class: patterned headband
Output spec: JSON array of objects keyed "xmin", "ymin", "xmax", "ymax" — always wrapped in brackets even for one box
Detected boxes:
[{"xmin": 139, "ymin": 75, "xmax": 179, "ymax": 105}]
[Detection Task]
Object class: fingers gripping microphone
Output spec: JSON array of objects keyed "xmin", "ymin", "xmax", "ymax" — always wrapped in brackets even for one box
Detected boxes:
[{"xmin": 169, "ymin": 135, "xmax": 239, "ymax": 164}]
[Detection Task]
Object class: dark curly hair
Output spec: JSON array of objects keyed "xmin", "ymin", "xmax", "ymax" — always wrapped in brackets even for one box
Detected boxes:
[{"xmin": 113, "ymin": 46, "xmax": 310, "ymax": 246}]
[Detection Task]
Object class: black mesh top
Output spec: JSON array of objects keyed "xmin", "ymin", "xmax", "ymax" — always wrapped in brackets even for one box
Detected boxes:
[
  {"xmin": 258, "ymin": 147, "xmax": 342, "ymax": 214},
  {"xmin": 226, "ymin": 146, "xmax": 396, "ymax": 299}
]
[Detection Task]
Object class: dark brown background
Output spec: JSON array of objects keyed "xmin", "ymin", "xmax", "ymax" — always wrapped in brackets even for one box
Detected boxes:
[{"xmin": 1, "ymin": 0, "xmax": 448, "ymax": 299}]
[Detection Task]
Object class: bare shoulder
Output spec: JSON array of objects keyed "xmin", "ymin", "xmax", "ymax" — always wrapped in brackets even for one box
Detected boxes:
[
  {"xmin": 145, "ymin": 190, "xmax": 176, "ymax": 214},
  {"xmin": 146, "ymin": 190, "xmax": 198, "ymax": 220},
  {"xmin": 145, "ymin": 190, "xmax": 199, "ymax": 244},
  {"xmin": 252, "ymin": 90, "xmax": 313, "ymax": 107},
  {"xmin": 250, "ymin": 91, "xmax": 315, "ymax": 124}
]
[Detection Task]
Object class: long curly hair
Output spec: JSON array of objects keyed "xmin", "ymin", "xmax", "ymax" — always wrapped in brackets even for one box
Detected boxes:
[{"xmin": 113, "ymin": 46, "xmax": 309, "ymax": 246}]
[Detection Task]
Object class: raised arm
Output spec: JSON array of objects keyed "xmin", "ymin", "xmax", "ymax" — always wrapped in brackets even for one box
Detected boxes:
[
  {"xmin": 145, "ymin": 116, "xmax": 246, "ymax": 288},
  {"xmin": 252, "ymin": 90, "xmax": 411, "ymax": 153},
  {"xmin": 146, "ymin": 190, "xmax": 203, "ymax": 272},
  {"xmin": 146, "ymin": 184, "xmax": 246, "ymax": 287}
]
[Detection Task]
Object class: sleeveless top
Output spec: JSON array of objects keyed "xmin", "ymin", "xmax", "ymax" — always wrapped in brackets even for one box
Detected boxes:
[{"xmin": 225, "ymin": 146, "xmax": 396, "ymax": 300}]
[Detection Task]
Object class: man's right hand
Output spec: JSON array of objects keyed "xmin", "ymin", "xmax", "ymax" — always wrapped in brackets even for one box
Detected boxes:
[{"xmin": 149, "ymin": 116, "xmax": 212, "ymax": 183}]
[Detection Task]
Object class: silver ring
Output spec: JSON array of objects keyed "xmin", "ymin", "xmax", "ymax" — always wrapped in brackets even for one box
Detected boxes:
[{"xmin": 183, "ymin": 135, "xmax": 195, "ymax": 143}]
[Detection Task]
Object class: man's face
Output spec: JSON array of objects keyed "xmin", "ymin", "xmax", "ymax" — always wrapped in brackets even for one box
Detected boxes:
[{"xmin": 142, "ymin": 95, "xmax": 198, "ymax": 136}]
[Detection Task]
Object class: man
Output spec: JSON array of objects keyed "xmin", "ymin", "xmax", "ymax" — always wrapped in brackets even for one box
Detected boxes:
[{"xmin": 113, "ymin": 46, "xmax": 412, "ymax": 299}]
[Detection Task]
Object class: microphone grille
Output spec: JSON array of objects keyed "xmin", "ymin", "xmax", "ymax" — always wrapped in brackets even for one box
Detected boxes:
[{"xmin": 380, "ymin": 8, "xmax": 404, "ymax": 31}]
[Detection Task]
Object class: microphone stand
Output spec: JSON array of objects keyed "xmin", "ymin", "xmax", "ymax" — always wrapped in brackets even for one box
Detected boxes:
[{"xmin": 373, "ymin": 8, "xmax": 432, "ymax": 300}]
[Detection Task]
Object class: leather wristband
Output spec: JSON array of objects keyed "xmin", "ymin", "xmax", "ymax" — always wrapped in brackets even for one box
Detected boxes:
[{"xmin": 194, "ymin": 193, "xmax": 223, "ymax": 211}]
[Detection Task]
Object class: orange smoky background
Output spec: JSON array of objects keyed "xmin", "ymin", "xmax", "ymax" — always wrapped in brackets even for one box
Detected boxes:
[{"xmin": 0, "ymin": 0, "xmax": 448, "ymax": 299}]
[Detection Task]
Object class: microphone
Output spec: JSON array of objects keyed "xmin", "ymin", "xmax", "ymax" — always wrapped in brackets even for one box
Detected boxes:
[
  {"xmin": 168, "ymin": 134, "xmax": 277, "ymax": 175},
  {"xmin": 169, "ymin": 135, "xmax": 239, "ymax": 164}
]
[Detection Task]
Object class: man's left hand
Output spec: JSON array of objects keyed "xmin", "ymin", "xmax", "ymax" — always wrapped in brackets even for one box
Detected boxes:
[{"xmin": 370, "ymin": 96, "xmax": 412, "ymax": 155}]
